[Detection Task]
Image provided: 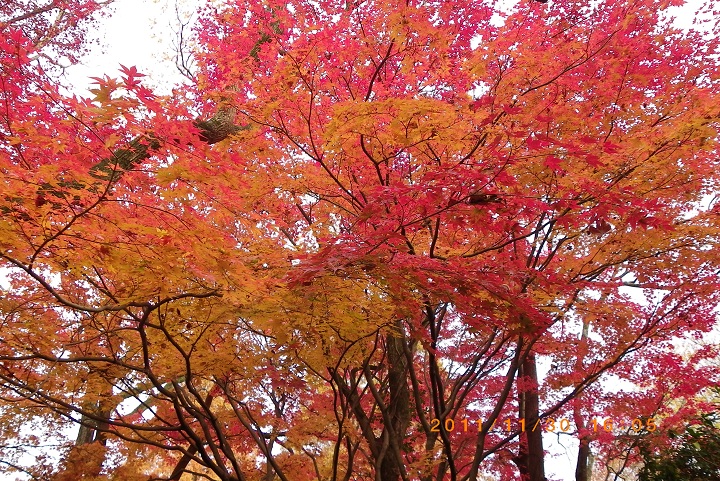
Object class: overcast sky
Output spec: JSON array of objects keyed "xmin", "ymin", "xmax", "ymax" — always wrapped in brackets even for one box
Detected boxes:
[{"xmin": 65, "ymin": 0, "xmax": 192, "ymax": 94}]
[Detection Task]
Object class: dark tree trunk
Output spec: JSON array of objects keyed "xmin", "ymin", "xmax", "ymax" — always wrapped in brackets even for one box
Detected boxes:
[
  {"xmin": 515, "ymin": 350, "xmax": 545, "ymax": 481},
  {"xmin": 75, "ymin": 413, "xmax": 97, "ymax": 445},
  {"xmin": 575, "ymin": 317, "xmax": 592, "ymax": 481},
  {"xmin": 380, "ymin": 324, "xmax": 411, "ymax": 481},
  {"xmin": 575, "ymin": 437, "xmax": 590, "ymax": 481}
]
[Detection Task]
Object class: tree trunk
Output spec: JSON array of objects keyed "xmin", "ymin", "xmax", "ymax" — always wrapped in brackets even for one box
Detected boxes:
[
  {"xmin": 575, "ymin": 438, "xmax": 590, "ymax": 481},
  {"xmin": 89, "ymin": 107, "xmax": 242, "ymax": 182},
  {"xmin": 380, "ymin": 323, "xmax": 411, "ymax": 481},
  {"xmin": 515, "ymin": 350, "xmax": 545, "ymax": 481},
  {"xmin": 75, "ymin": 413, "xmax": 97, "ymax": 444},
  {"xmin": 575, "ymin": 316, "xmax": 592, "ymax": 481}
]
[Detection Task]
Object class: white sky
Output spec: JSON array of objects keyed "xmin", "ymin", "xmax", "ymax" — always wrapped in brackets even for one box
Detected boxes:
[{"xmin": 65, "ymin": 0, "xmax": 192, "ymax": 94}]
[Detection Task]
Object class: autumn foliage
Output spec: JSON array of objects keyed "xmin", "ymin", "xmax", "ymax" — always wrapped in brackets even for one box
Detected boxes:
[{"xmin": 1, "ymin": 0, "xmax": 720, "ymax": 480}]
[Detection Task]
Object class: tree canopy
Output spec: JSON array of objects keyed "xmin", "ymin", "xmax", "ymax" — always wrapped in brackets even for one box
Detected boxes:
[{"xmin": 1, "ymin": 0, "xmax": 720, "ymax": 480}]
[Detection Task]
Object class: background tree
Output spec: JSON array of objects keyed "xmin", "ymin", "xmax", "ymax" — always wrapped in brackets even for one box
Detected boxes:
[
  {"xmin": 638, "ymin": 411, "xmax": 720, "ymax": 481},
  {"xmin": 588, "ymin": 369, "xmax": 720, "ymax": 481},
  {"xmin": 1, "ymin": 0, "xmax": 113, "ymax": 67}
]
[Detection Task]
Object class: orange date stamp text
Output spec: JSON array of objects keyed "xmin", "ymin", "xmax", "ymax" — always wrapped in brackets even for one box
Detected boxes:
[{"xmin": 428, "ymin": 417, "xmax": 657, "ymax": 434}]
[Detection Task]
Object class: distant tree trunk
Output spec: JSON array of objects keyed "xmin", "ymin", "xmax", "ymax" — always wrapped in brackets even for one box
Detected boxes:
[
  {"xmin": 575, "ymin": 437, "xmax": 591, "ymax": 481},
  {"xmin": 74, "ymin": 398, "xmax": 111, "ymax": 445},
  {"xmin": 75, "ymin": 412, "xmax": 97, "ymax": 445},
  {"xmin": 515, "ymin": 349, "xmax": 545, "ymax": 481},
  {"xmin": 575, "ymin": 317, "xmax": 592, "ymax": 481},
  {"xmin": 380, "ymin": 323, "xmax": 411, "ymax": 481}
]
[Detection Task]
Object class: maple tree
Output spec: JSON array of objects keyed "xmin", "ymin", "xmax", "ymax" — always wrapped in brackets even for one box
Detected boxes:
[
  {"xmin": 2, "ymin": 0, "xmax": 720, "ymax": 480},
  {"xmin": 638, "ymin": 411, "xmax": 720, "ymax": 481},
  {"xmin": 1, "ymin": 0, "xmax": 112, "ymax": 67}
]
